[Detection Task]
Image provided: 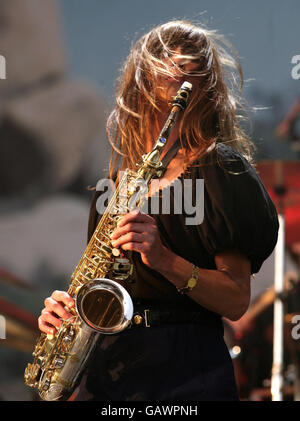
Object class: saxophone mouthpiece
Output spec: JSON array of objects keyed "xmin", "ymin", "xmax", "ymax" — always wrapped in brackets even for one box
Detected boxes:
[
  {"xmin": 172, "ymin": 81, "xmax": 193, "ymax": 110},
  {"xmin": 181, "ymin": 81, "xmax": 193, "ymax": 92}
]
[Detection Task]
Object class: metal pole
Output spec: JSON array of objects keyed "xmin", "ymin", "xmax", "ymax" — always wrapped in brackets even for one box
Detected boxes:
[{"xmin": 271, "ymin": 213, "xmax": 285, "ymax": 401}]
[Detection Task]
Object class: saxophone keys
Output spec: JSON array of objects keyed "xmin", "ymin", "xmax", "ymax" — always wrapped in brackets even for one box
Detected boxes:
[
  {"xmin": 62, "ymin": 328, "xmax": 75, "ymax": 346},
  {"xmin": 53, "ymin": 356, "xmax": 66, "ymax": 369},
  {"xmin": 74, "ymin": 285, "xmax": 82, "ymax": 295},
  {"xmin": 112, "ymin": 248, "xmax": 120, "ymax": 257},
  {"xmin": 24, "ymin": 363, "xmax": 41, "ymax": 385},
  {"xmin": 42, "ymin": 378, "xmax": 51, "ymax": 391}
]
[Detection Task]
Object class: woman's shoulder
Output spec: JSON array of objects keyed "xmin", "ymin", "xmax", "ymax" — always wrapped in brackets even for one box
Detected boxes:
[
  {"xmin": 187, "ymin": 141, "xmax": 255, "ymax": 181},
  {"xmin": 200, "ymin": 142, "xmax": 251, "ymax": 168},
  {"xmin": 189, "ymin": 143, "xmax": 279, "ymax": 275}
]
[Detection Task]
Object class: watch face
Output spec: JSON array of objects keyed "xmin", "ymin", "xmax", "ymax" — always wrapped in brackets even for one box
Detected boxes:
[{"xmin": 187, "ymin": 277, "xmax": 197, "ymax": 289}]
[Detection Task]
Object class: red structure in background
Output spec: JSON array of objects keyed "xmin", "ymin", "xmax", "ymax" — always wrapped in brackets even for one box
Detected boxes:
[
  {"xmin": 256, "ymin": 160, "xmax": 300, "ymax": 247},
  {"xmin": 272, "ymin": 95, "xmax": 300, "ymax": 250}
]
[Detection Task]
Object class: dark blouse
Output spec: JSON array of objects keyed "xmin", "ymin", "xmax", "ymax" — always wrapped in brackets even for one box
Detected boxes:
[
  {"xmin": 84, "ymin": 143, "xmax": 279, "ymax": 401},
  {"xmin": 87, "ymin": 142, "xmax": 279, "ymax": 316}
]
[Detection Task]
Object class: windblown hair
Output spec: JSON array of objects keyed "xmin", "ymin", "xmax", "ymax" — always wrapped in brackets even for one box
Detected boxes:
[{"xmin": 107, "ymin": 20, "xmax": 255, "ymax": 180}]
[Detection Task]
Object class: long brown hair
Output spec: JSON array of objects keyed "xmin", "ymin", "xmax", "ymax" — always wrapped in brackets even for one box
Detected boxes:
[{"xmin": 107, "ymin": 20, "xmax": 255, "ymax": 180}]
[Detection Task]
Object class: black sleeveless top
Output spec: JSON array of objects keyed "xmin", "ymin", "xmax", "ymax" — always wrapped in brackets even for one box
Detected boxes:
[{"xmin": 87, "ymin": 143, "xmax": 279, "ymax": 320}]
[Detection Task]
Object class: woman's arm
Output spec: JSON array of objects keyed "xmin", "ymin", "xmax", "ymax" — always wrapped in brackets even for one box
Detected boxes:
[
  {"xmin": 111, "ymin": 210, "xmax": 251, "ymax": 321},
  {"xmin": 154, "ymin": 247, "xmax": 251, "ymax": 321}
]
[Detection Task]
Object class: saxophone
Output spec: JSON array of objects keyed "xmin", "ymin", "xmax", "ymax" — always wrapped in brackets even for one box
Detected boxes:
[{"xmin": 24, "ymin": 81, "xmax": 192, "ymax": 401}]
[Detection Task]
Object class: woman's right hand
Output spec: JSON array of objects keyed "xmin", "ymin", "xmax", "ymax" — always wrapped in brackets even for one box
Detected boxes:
[{"xmin": 38, "ymin": 290, "xmax": 75, "ymax": 336}]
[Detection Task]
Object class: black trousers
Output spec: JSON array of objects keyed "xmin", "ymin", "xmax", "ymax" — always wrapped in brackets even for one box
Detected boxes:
[{"xmin": 84, "ymin": 323, "xmax": 239, "ymax": 401}]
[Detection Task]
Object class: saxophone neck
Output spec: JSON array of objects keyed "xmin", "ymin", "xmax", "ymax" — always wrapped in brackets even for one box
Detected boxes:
[
  {"xmin": 143, "ymin": 149, "xmax": 161, "ymax": 167},
  {"xmin": 139, "ymin": 149, "xmax": 163, "ymax": 180},
  {"xmin": 138, "ymin": 81, "xmax": 193, "ymax": 180}
]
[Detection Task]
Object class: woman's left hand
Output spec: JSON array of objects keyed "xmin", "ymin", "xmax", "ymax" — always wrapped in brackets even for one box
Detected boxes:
[{"xmin": 111, "ymin": 210, "xmax": 167, "ymax": 270}]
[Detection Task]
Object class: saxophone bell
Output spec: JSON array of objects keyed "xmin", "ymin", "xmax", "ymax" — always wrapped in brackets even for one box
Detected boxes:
[{"xmin": 75, "ymin": 278, "xmax": 133, "ymax": 334}]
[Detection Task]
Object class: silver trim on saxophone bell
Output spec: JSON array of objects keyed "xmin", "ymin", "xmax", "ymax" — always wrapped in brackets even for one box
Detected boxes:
[{"xmin": 76, "ymin": 278, "xmax": 134, "ymax": 334}]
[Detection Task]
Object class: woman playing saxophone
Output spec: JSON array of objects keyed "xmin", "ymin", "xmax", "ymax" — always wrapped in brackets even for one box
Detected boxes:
[{"xmin": 37, "ymin": 20, "xmax": 278, "ymax": 400}]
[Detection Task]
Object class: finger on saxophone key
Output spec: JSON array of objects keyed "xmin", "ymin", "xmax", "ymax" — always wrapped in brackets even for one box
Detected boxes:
[
  {"xmin": 44, "ymin": 297, "xmax": 73, "ymax": 321},
  {"xmin": 38, "ymin": 313, "xmax": 56, "ymax": 337},
  {"xmin": 38, "ymin": 290, "xmax": 75, "ymax": 337},
  {"xmin": 52, "ymin": 290, "xmax": 75, "ymax": 310}
]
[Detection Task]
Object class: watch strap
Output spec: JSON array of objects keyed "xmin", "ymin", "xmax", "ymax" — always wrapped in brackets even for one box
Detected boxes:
[{"xmin": 177, "ymin": 264, "xmax": 199, "ymax": 294}]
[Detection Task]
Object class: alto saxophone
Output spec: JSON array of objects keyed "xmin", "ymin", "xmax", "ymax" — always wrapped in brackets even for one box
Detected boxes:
[{"xmin": 24, "ymin": 81, "xmax": 192, "ymax": 401}]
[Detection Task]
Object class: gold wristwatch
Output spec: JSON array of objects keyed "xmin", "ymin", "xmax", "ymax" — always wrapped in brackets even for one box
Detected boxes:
[{"xmin": 177, "ymin": 264, "xmax": 199, "ymax": 294}]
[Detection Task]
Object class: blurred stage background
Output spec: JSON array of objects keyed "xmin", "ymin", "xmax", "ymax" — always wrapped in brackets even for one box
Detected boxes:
[{"xmin": 0, "ymin": 0, "xmax": 300, "ymax": 401}]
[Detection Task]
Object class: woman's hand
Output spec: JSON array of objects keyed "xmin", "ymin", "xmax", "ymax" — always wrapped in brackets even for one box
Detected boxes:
[
  {"xmin": 38, "ymin": 290, "xmax": 75, "ymax": 336},
  {"xmin": 111, "ymin": 210, "xmax": 167, "ymax": 270}
]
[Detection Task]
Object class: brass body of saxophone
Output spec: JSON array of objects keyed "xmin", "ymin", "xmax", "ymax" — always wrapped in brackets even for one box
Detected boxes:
[{"xmin": 24, "ymin": 81, "xmax": 192, "ymax": 401}]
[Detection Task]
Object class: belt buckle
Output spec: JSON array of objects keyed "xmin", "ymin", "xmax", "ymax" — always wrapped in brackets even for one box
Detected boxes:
[{"xmin": 144, "ymin": 309, "xmax": 150, "ymax": 327}]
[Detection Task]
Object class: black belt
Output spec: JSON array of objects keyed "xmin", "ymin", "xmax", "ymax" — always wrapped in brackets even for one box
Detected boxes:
[{"xmin": 130, "ymin": 302, "xmax": 209, "ymax": 329}]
